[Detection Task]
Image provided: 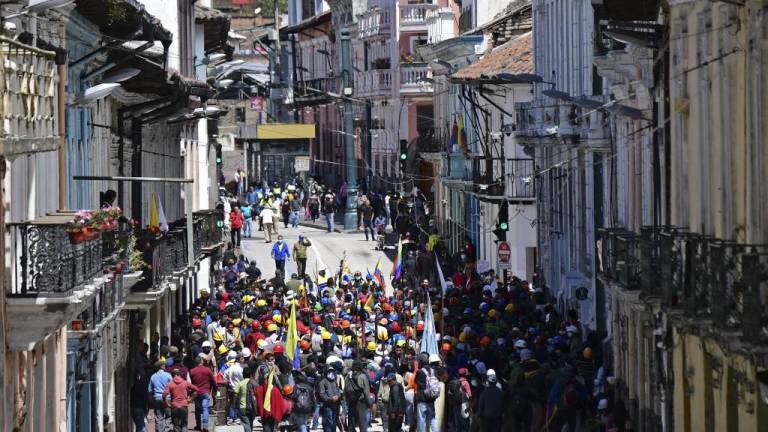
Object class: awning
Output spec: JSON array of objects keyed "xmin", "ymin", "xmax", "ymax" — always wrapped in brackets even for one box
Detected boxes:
[
  {"xmin": 256, "ymin": 124, "xmax": 316, "ymax": 140},
  {"xmin": 451, "ymin": 32, "xmax": 532, "ymax": 84}
]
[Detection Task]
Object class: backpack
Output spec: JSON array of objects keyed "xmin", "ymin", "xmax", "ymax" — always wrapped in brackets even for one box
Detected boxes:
[
  {"xmin": 422, "ymin": 367, "xmax": 441, "ymax": 401},
  {"xmin": 294, "ymin": 385, "xmax": 315, "ymax": 414},
  {"xmin": 560, "ymin": 378, "xmax": 580, "ymax": 408},
  {"xmin": 344, "ymin": 373, "xmax": 363, "ymax": 401}
]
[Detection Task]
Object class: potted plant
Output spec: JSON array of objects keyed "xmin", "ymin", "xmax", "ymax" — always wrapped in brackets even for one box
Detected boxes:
[{"xmin": 67, "ymin": 210, "xmax": 94, "ymax": 244}]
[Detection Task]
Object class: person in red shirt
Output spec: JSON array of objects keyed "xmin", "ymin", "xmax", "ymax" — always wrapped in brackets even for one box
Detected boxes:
[
  {"xmin": 189, "ymin": 357, "xmax": 217, "ymax": 432},
  {"xmin": 256, "ymin": 369, "xmax": 288, "ymax": 432},
  {"xmin": 162, "ymin": 368, "xmax": 200, "ymax": 431},
  {"xmin": 229, "ymin": 206, "xmax": 244, "ymax": 247}
]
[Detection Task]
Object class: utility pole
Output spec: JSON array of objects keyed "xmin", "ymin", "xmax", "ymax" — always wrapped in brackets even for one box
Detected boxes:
[
  {"xmin": 340, "ymin": 27, "xmax": 358, "ymax": 230},
  {"xmin": 271, "ymin": 0, "xmax": 282, "ymax": 121}
]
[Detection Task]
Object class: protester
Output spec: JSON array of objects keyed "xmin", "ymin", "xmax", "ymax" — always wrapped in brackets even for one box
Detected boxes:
[
  {"xmin": 292, "ymin": 234, "xmax": 311, "ymax": 277},
  {"xmin": 271, "ymin": 235, "xmax": 290, "ymax": 275},
  {"xmin": 162, "ymin": 368, "xmax": 200, "ymax": 432},
  {"xmin": 230, "ymin": 206, "xmax": 244, "ymax": 247},
  {"xmin": 260, "ymin": 205, "xmax": 276, "ymax": 242}
]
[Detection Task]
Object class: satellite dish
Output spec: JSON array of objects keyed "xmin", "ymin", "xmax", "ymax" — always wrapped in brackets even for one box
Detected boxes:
[
  {"xmin": 102, "ymin": 68, "xmax": 141, "ymax": 83},
  {"xmin": 79, "ymin": 83, "xmax": 121, "ymax": 103}
]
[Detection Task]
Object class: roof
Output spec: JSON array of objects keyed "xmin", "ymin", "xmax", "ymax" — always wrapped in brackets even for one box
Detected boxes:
[
  {"xmin": 281, "ymin": 11, "xmax": 332, "ymax": 36},
  {"xmin": 195, "ymin": 4, "xmax": 231, "ymax": 53},
  {"xmin": 74, "ymin": 0, "xmax": 172, "ymax": 42},
  {"xmin": 451, "ymin": 32, "xmax": 532, "ymax": 83}
]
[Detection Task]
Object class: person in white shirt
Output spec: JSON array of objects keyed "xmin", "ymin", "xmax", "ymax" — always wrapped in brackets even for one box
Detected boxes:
[{"xmin": 259, "ymin": 207, "xmax": 275, "ymax": 242}]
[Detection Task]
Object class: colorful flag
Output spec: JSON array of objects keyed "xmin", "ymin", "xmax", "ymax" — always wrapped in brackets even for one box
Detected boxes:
[
  {"xmin": 450, "ymin": 118, "xmax": 458, "ymax": 152},
  {"xmin": 435, "ymin": 255, "xmax": 448, "ymax": 295},
  {"xmin": 391, "ymin": 239, "xmax": 403, "ymax": 281},
  {"xmin": 373, "ymin": 258, "xmax": 386, "ymax": 290},
  {"xmin": 419, "ymin": 292, "xmax": 439, "ymax": 356},
  {"xmin": 285, "ymin": 301, "xmax": 299, "ymax": 364}
]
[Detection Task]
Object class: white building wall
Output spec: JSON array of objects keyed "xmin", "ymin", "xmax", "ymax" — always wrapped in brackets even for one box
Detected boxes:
[{"xmin": 144, "ymin": 3, "xmax": 180, "ymax": 71}]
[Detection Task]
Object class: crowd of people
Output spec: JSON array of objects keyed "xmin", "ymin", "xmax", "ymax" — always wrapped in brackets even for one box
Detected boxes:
[{"xmin": 131, "ymin": 175, "xmax": 630, "ymax": 432}]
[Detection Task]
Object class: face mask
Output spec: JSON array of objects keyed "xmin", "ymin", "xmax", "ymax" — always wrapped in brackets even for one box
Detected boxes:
[{"xmin": 277, "ymin": 240, "xmax": 283, "ymax": 244}]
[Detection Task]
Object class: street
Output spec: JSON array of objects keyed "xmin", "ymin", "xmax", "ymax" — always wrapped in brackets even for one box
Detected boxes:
[{"xmin": 239, "ymin": 223, "xmax": 395, "ymax": 290}]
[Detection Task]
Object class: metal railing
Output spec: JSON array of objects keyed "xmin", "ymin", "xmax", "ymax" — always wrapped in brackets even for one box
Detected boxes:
[
  {"xmin": 472, "ymin": 156, "xmax": 505, "ymax": 196},
  {"xmin": 358, "ymin": 7, "xmax": 391, "ymax": 38},
  {"xmin": 506, "ymin": 158, "xmax": 535, "ymax": 199},
  {"xmin": 355, "ymin": 70, "xmax": 393, "ymax": 97},
  {"xmin": 9, "ymin": 222, "xmax": 104, "ymax": 296},
  {"xmin": 601, "ymin": 226, "xmax": 768, "ymax": 341}
]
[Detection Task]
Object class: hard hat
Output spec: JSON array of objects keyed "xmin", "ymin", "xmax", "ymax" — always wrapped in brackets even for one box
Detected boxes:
[
  {"xmin": 341, "ymin": 320, "xmax": 351, "ymax": 329},
  {"xmin": 367, "ymin": 341, "xmax": 377, "ymax": 351},
  {"xmin": 273, "ymin": 314, "xmax": 282, "ymax": 324},
  {"xmin": 267, "ymin": 323, "xmax": 278, "ymax": 332},
  {"xmin": 213, "ymin": 330, "xmax": 224, "ymax": 342},
  {"xmin": 227, "ymin": 350, "xmax": 238, "ymax": 360},
  {"xmin": 300, "ymin": 340, "xmax": 311, "ymax": 350},
  {"xmin": 218, "ymin": 344, "xmax": 229, "ymax": 355},
  {"xmin": 487, "ymin": 309, "xmax": 497, "ymax": 318},
  {"xmin": 241, "ymin": 348, "xmax": 252, "ymax": 358},
  {"xmin": 505, "ymin": 303, "xmax": 515, "ymax": 313},
  {"xmin": 257, "ymin": 299, "xmax": 267, "ymax": 307},
  {"xmin": 583, "ymin": 347, "xmax": 593, "ymax": 360},
  {"xmin": 252, "ymin": 321, "xmax": 261, "ymax": 330},
  {"xmin": 396, "ymin": 339, "xmax": 406, "ymax": 348},
  {"xmin": 377, "ymin": 327, "xmax": 389, "ymax": 341},
  {"xmin": 232, "ymin": 318, "xmax": 242, "ymax": 326},
  {"xmin": 321, "ymin": 331, "xmax": 332, "ymax": 340},
  {"xmin": 257, "ymin": 340, "xmax": 268, "ymax": 350},
  {"xmin": 202, "ymin": 340, "xmax": 212, "ymax": 348},
  {"xmin": 273, "ymin": 345, "xmax": 285, "ymax": 354},
  {"xmin": 428, "ymin": 354, "xmax": 441, "ymax": 364},
  {"xmin": 283, "ymin": 384, "xmax": 294, "ymax": 395},
  {"xmin": 191, "ymin": 318, "xmax": 203, "ymax": 328}
]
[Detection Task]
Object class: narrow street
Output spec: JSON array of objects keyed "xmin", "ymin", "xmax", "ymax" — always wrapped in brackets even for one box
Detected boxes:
[{"xmin": 239, "ymin": 224, "xmax": 394, "ymax": 289}]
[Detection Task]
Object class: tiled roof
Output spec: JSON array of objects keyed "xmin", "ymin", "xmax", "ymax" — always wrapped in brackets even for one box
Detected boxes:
[
  {"xmin": 452, "ymin": 32, "xmax": 533, "ymax": 82},
  {"xmin": 195, "ymin": 4, "xmax": 228, "ymax": 22}
]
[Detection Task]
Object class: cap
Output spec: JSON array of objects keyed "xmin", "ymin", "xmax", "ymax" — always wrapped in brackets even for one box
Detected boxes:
[
  {"xmin": 273, "ymin": 344, "xmax": 285, "ymax": 354},
  {"xmin": 241, "ymin": 348, "xmax": 252, "ymax": 358},
  {"xmin": 386, "ymin": 372, "xmax": 397, "ymax": 381},
  {"xmin": 566, "ymin": 325, "xmax": 579, "ymax": 334}
]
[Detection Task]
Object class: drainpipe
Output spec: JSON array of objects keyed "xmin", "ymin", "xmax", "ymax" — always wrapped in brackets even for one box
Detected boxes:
[{"xmin": 57, "ymin": 55, "xmax": 67, "ymax": 210}]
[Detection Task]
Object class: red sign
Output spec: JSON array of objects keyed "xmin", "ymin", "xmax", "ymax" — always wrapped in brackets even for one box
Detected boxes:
[
  {"xmin": 251, "ymin": 96, "xmax": 264, "ymax": 111},
  {"xmin": 497, "ymin": 241, "xmax": 511, "ymax": 263}
]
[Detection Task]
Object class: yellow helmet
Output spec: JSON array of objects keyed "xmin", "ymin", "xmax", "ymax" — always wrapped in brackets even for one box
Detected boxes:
[
  {"xmin": 273, "ymin": 314, "xmax": 282, "ymax": 324},
  {"xmin": 321, "ymin": 331, "xmax": 332, "ymax": 340},
  {"xmin": 257, "ymin": 299, "xmax": 267, "ymax": 307},
  {"xmin": 218, "ymin": 344, "xmax": 229, "ymax": 355},
  {"xmin": 364, "ymin": 306, "xmax": 372, "ymax": 313},
  {"xmin": 487, "ymin": 309, "xmax": 496, "ymax": 319},
  {"xmin": 267, "ymin": 323, "xmax": 278, "ymax": 332},
  {"xmin": 257, "ymin": 339, "xmax": 268, "ymax": 350},
  {"xmin": 367, "ymin": 341, "xmax": 377, "ymax": 351},
  {"xmin": 242, "ymin": 295, "xmax": 254, "ymax": 304},
  {"xmin": 233, "ymin": 318, "xmax": 242, "ymax": 326},
  {"xmin": 377, "ymin": 326, "xmax": 389, "ymax": 341},
  {"xmin": 213, "ymin": 330, "xmax": 225, "ymax": 341},
  {"xmin": 458, "ymin": 332, "xmax": 468, "ymax": 343},
  {"xmin": 396, "ymin": 339, "xmax": 406, "ymax": 348}
]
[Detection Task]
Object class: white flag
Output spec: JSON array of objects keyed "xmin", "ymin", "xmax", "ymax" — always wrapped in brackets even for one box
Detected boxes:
[
  {"xmin": 435, "ymin": 255, "xmax": 448, "ymax": 294},
  {"xmin": 419, "ymin": 293, "xmax": 439, "ymax": 356}
]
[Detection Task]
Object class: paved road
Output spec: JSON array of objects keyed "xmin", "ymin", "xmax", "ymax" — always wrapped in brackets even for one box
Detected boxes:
[{"xmin": 239, "ymin": 224, "xmax": 395, "ymax": 293}]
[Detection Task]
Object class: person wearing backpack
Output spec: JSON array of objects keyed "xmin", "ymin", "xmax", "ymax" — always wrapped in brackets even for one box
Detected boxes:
[
  {"xmin": 290, "ymin": 373, "xmax": 317, "ymax": 432},
  {"xmin": 317, "ymin": 368, "xmax": 342, "ymax": 432},
  {"xmin": 414, "ymin": 353, "xmax": 441, "ymax": 432},
  {"xmin": 546, "ymin": 364, "xmax": 588, "ymax": 432}
]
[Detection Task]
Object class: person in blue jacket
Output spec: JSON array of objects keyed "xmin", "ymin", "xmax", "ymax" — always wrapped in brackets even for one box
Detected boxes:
[{"xmin": 271, "ymin": 235, "xmax": 291, "ymax": 275}]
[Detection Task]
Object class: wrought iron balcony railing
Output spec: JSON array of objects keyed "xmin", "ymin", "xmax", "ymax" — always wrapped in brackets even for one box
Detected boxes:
[
  {"xmin": 506, "ymin": 158, "xmax": 536, "ymax": 199},
  {"xmin": 472, "ymin": 156, "xmax": 505, "ymax": 196},
  {"xmin": 9, "ymin": 219, "xmax": 104, "ymax": 297},
  {"xmin": 602, "ymin": 225, "xmax": 768, "ymax": 341}
]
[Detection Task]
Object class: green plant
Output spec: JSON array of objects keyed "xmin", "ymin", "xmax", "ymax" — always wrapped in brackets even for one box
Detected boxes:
[
  {"xmin": 127, "ymin": 234, "xmax": 147, "ymax": 272},
  {"xmin": 107, "ymin": 0, "xmax": 127, "ymax": 25}
]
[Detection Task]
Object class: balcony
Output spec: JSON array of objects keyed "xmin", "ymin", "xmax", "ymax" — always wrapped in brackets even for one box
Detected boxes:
[
  {"xmin": 131, "ymin": 227, "xmax": 189, "ymax": 293},
  {"xmin": 399, "ymin": 3, "xmax": 437, "ymax": 32},
  {"xmin": 599, "ymin": 226, "xmax": 768, "ymax": 343},
  {"xmin": 6, "ymin": 213, "xmax": 127, "ymax": 349},
  {"xmin": 515, "ymin": 97, "xmax": 611, "ymax": 145},
  {"xmin": 400, "ymin": 63, "xmax": 433, "ymax": 95},
  {"xmin": 294, "ymin": 77, "xmax": 342, "ymax": 107},
  {"xmin": 358, "ymin": 7, "xmax": 392, "ymax": 39},
  {"xmin": 442, "ymin": 152, "xmax": 471, "ymax": 183},
  {"xmin": 0, "ymin": 37, "xmax": 61, "ymax": 157},
  {"xmin": 355, "ymin": 70, "xmax": 393, "ymax": 98},
  {"xmin": 426, "ymin": 7, "xmax": 455, "ymax": 44},
  {"xmin": 472, "ymin": 156, "xmax": 505, "ymax": 197},
  {"xmin": 506, "ymin": 158, "xmax": 535, "ymax": 200},
  {"xmin": 194, "ymin": 209, "xmax": 224, "ymax": 254}
]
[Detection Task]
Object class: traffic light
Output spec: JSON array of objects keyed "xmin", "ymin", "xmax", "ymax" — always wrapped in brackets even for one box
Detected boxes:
[
  {"xmin": 493, "ymin": 200, "xmax": 509, "ymax": 242},
  {"xmin": 399, "ymin": 139, "xmax": 408, "ymax": 173}
]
